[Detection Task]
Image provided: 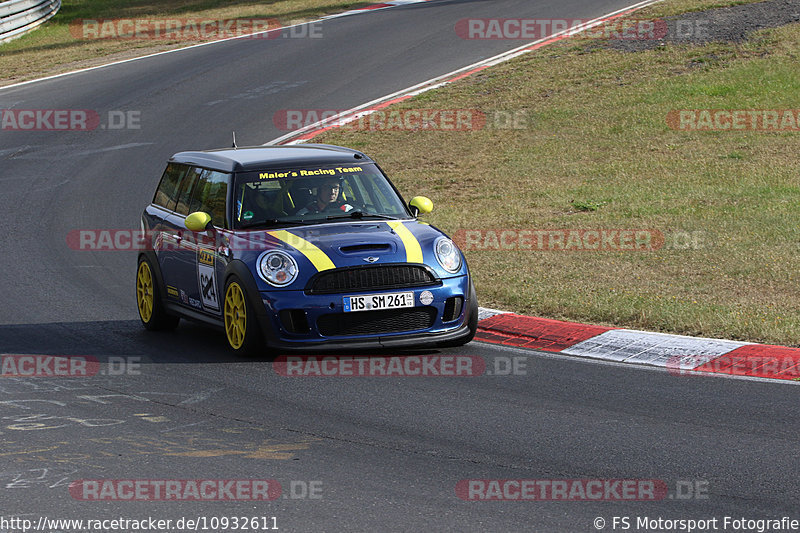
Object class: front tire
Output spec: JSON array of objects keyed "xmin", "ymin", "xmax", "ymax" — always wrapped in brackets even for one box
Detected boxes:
[
  {"xmin": 136, "ymin": 256, "xmax": 179, "ymax": 331},
  {"xmin": 223, "ymin": 276, "xmax": 263, "ymax": 355}
]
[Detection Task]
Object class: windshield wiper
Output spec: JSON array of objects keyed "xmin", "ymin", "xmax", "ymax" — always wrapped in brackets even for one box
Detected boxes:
[
  {"xmin": 239, "ymin": 218, "xmax": 310, "ymax": 229},
  {"xmin": 326, "ymin": 211, "xmax": 399, "ymax": 221}
]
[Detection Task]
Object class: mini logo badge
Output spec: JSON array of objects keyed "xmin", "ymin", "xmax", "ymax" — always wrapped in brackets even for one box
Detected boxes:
[
  {"xmin": 363, "ymin": 256, "xmax": 379, "ymax": 263},
  {"xmin": 419, "ymin": 290, "xmax": 434, "ymax": 305}
]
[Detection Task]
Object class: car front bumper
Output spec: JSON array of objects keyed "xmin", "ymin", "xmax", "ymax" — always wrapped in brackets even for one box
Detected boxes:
[{"xmin": 255, "ymin": 275, "xmax": 474, "ymax": 350}]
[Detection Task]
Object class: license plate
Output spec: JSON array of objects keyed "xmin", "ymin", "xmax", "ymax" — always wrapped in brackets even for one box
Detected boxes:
[{"xmin": 343, "ymin": 292, "xmax": 414, "ymax": 312}]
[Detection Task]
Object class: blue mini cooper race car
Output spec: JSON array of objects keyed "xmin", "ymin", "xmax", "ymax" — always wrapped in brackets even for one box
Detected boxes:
[{"xmin": 137, "ymin": 144, "xmax": 478, "ymax": 355}]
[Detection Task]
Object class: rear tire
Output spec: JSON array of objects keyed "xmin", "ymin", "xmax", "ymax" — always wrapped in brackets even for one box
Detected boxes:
[
  {"xmin": 223, "ymin": 276, "xmax": 264, "ymax": 356},
  {"xmin": 136, "ymin": 256, "xmax": 179, "ymax": 331},
  {"xmin": 439, "ymin": 282, "xmax": 478, "ymax": 348}
]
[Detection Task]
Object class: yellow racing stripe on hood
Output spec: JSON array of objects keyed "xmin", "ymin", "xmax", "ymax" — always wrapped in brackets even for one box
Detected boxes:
[
  {"xmin": 386, "ymin": 221, "xmax": 423, "ymax": 263},
  {"xmin": 268, "ymin": 230, "xmax": 335, "ymax": 272}
]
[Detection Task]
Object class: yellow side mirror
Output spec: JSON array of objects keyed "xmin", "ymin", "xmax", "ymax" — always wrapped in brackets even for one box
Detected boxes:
[
  {"xmin": 409, "ymin": 196, "xmax": 433, "ymax": 216},
  {"xmin": 185, "ymin": 211, "xmax": 212, "ymax": 232}
]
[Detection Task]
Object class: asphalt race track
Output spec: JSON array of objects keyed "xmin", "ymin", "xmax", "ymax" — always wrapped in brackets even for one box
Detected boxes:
[{"xmin": 1, "ymin": 1, "xmax": 798, "ymax": 531}]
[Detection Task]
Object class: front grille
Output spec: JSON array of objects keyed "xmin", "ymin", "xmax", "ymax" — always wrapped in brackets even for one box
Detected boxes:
[
  {"xmin": 306, "ymin": 264, "xmax": 438, "ymax": 294},
  {"xmin": 317, "ymin": 307, "xmax": 437, "ymax": 336}
]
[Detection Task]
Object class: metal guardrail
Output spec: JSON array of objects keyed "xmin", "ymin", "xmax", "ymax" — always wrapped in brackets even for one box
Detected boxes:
[{"xmin": 0, "ymin": 0, "xmax": 61, "ymax": 44}]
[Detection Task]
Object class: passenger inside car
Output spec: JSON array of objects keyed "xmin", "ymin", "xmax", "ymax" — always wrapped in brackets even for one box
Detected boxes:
[{"xmin": 239, "ymin": 184, "xmax": 280, "ymax": 222}]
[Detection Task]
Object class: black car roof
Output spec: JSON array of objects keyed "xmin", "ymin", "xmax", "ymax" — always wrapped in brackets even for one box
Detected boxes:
[{"xmin": 169, "ymin": 144, "xmax": 373, "ymax": 173}]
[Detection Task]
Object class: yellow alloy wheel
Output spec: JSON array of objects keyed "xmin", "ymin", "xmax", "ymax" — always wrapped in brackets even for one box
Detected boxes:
[
  {"xmin": 224, "ymin": 282, "xmax": 247, "ymax": 349},
  {"xmin": 136, "ymin": 261, "xmax": 154, "ymax": 323}
]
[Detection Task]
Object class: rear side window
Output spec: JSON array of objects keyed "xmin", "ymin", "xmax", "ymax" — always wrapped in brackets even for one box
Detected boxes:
[
  {"xmin": 153, "ymin": 163, "xmax": 189, "ymax": 210},
  {"xmin": 188, "ymin": 169, "xmax": 229, "ymax": 227}
]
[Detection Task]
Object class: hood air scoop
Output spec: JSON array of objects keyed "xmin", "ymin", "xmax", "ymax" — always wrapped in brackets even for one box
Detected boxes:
[{"xmin": 339, "ymin": 243, "xmax": 392, "ymax": 254}]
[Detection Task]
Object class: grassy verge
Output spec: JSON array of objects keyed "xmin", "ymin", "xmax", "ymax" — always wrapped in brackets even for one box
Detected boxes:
[
  {"xmin": 0, "ymin": 0, "xmax": 370, "ymax": 86},
  {"xmin": 316, "ymin": 0, "xmax": 800, "ymax": 346}
]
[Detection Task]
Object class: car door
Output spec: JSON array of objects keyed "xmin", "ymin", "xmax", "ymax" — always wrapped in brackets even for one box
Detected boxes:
[
  {"xmin": 183, "ymin": 168, "xmax": 230, "ymax": 315},
  {"xmin": 157, "ymin": 165, "xmax": 200, "ymax": 308}
]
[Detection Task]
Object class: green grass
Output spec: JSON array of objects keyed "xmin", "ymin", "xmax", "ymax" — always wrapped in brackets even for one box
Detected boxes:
[{"xmin": 315, "ymin": 1, "xmax": 800, "ymax": 346}]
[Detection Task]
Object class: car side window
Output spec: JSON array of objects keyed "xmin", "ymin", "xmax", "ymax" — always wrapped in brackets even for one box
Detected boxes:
[
  {"xmin": 153, "ymin": 163, "xmax": 189, "ymax": 211},
  {"xmin": 174, "ymin": 167, "xmax": 200, "ymax": 216},
  {"xmin": 188, "ymin": 169, "xmax": 229, "ymax": 228}
]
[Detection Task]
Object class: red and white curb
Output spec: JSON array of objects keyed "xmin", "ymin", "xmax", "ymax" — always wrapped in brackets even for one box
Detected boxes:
[
  {"xmin": 322, "ymin": 0, "xmax": 434, "ymax": 20},
  {"xmin": 476, "ymin": 309, "xmax": 800, "ymax": 382},
  {"xmin": 269, "ymin": 0, "xmax": 663, "ymax": 145}
]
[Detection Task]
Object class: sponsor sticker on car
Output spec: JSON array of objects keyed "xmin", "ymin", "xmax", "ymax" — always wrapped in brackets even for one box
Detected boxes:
[{"xmin": 197, "ymin": 248, "xmax": 219, "ymax": 310}]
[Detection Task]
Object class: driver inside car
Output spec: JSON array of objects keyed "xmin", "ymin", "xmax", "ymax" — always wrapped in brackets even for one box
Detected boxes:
[{"xmin": 295, "ymin": 176, "xmax": 355, "ymax": 215}]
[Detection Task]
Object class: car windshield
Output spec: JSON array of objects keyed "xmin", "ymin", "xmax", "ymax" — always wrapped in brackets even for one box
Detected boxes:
[{"xmin": 232, "ymin": 163, "xmax": 410, "ymax": 229}]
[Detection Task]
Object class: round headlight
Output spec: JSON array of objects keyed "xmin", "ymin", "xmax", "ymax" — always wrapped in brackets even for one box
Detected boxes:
[
  {"xmin": 435, "ymin": 237, "xmax": 462, "ymax": 274},
  {"xmin": 257, "ymin": 250, "xmax": 298, "ymax": 287}
]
